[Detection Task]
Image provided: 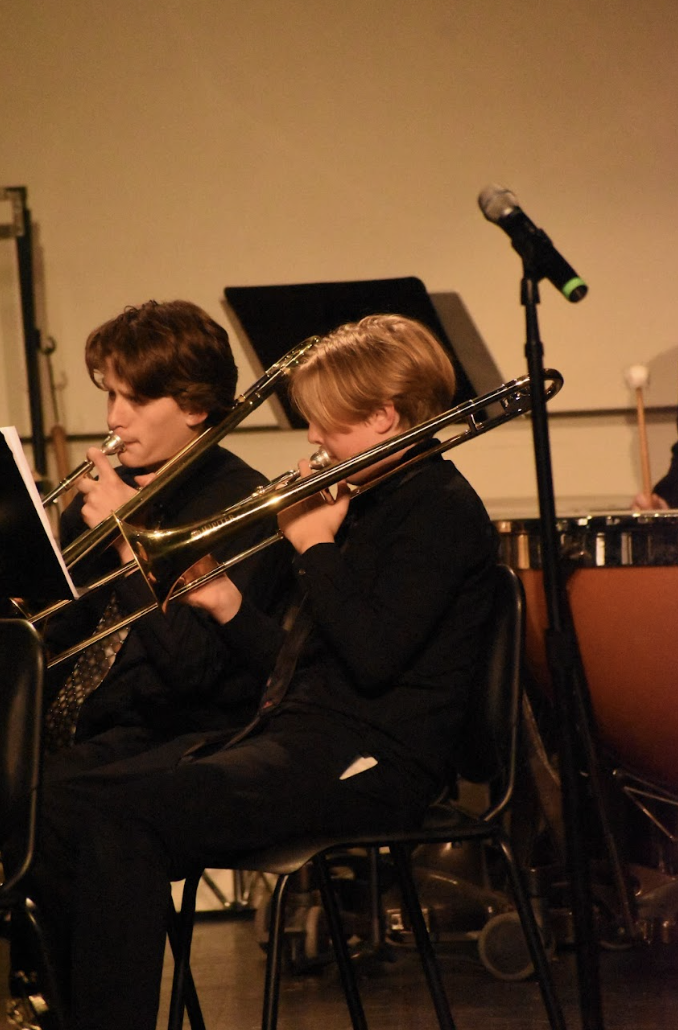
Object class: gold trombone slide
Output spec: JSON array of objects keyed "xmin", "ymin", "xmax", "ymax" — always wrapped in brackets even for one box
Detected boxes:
[{"xmin": 45, "ymin": 368, "xmax": 563, "ymax": 669}]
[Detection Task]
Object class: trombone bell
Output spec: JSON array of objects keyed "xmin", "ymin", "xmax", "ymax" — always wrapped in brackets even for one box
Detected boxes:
[
  {"xmin": 117, "ymin": 511, "xmax": 262, "ymax": 610},
  {"xmin": 116, "ymin": 447, "xmax": 333, "ymax": 609}
]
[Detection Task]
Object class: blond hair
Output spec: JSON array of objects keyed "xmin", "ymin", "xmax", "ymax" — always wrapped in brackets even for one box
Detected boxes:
[{"xmin": 289, "ymin": 314, "xmax": 456, "ymax": 431}]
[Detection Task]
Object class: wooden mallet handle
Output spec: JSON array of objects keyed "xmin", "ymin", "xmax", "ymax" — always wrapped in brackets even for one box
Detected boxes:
[{"xmin": 625, "ymin": 365, "xmax": 652, "ymax": 498}]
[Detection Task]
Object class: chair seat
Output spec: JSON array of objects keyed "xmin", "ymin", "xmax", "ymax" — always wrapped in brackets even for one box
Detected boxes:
[{"xmin": 197, "ymin": 801, "xmax": 478, "ymax": 880}]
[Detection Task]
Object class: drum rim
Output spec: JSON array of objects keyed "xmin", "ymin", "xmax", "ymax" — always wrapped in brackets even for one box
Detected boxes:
[{"xmin": 495, "ymin": 509, "xmax": 678, "ymax": 531}]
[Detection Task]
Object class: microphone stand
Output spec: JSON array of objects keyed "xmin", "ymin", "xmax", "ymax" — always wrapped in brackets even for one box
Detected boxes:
[{"xmin": 521, "ymin": 264, "xmax": 626, "ymax": 1030}]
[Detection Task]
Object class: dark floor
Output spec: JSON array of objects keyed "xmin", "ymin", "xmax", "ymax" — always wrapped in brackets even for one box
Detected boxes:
[{"xmin": 155, "ymin": 890, "xmax": 678, "ymax": 1030}]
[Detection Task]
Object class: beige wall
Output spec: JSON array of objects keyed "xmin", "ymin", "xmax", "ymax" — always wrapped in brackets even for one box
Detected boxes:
[{"xmin": 2, "ymin": 0, "xmax": 678, "ymax": 514}]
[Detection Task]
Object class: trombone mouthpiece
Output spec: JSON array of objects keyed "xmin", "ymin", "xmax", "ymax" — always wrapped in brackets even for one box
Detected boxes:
[
  {"xmin": 100, "ymin": 432, "xmax": 126, "ymax": 457},
  {"xmin": 309, "ymin": 448, "xmax": 331, "ymax": 470}
]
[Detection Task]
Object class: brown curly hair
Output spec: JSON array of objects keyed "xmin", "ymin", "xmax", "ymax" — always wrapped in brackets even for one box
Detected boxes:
[{"xmin": 85, "ymin": 300, "xmax": 238, "ymax": 425}]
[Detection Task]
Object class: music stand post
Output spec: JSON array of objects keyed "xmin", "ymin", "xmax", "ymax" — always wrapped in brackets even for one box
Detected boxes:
[{"xmin": 521, "ymin": 269, "xmax": 605, "ymax": 1030}]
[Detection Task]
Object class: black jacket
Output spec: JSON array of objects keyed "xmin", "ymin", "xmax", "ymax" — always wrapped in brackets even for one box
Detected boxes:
[
  {"xmin": 45, "ymin": 446, "xmax": 290, "ymax": 742},
  {"xmin": 219, "ymin": 448, "xmax": 498, "ymax": 788}
]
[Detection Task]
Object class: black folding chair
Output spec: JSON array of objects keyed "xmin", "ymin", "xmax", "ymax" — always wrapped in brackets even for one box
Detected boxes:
[
  {"xmin": 168, "ymin": 564, "xmax": 567, "ymax": 1030},
  {"xmin": 0, "ymin": 618, "xmax": 64, "ymax": 1029}
]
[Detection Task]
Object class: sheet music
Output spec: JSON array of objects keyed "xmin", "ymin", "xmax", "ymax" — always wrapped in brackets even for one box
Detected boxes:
[{"xmin": 0, "ymin": 426, "xmax": 78, "ymax": 599}]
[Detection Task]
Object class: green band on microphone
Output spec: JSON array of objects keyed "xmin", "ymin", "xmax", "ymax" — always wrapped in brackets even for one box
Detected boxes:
[{"xmin": 562, "ymin": 276, "xmax": 587, "ymax": 300}]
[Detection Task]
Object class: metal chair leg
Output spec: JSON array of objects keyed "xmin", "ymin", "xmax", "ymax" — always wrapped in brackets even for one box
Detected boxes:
[
  {"xmin": 261, "ymin": 873, "xmax": 292, "ymax": 1030},
  {"xmin": 313, "ymin": 854, "xmax": 369, "ymax": 1030},
  {"xmin": 167, "ymin": 873, "xmax": 206, "ymax": 1030},
  {"xmin": 389, "ymin": 843, "xmax": 458, "ymax": 1030},
  {"xmin": 495, "ymin": 831, "xmax": 567, "ymax": 1030}
]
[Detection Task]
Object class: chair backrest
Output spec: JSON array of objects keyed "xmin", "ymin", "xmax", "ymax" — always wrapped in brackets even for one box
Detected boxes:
[
  {"xmin": 0, "ymin": 618, "xmax": 44, "ymax": 897},
  {"xmin": 453, "ymin": 563, "xmax": 525, "ymax": 815}
]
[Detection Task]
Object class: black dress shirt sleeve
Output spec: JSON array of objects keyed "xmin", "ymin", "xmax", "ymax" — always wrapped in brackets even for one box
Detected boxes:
[{"xmin": 292, "ymin": 472, "xmax": 492, "ymax": 692}]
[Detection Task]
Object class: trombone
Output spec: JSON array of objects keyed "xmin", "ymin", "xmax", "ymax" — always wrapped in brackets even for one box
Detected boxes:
[{"xmin": 44, "ymin": 368, "xmax": 563, "ymax": 669}]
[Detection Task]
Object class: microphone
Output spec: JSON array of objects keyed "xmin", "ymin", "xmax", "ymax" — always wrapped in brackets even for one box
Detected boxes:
[{"xmin": 478, "ymin": 184, "xmax": 588, "ymax": 302}]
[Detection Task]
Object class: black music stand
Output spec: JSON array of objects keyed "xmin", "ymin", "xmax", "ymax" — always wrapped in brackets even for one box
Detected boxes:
[
  {"xmin": 224, "ymin": 276, "xmax": 504, "ymax": 427},
  {"xmin": 0, "ymin": 430, "xmax": 76, "ymax": 604}
]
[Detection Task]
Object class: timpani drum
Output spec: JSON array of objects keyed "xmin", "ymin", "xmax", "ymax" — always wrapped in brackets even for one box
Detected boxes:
[{"xmin": 496, "ymin": 510, "xmax": 678, "ymax": 791}]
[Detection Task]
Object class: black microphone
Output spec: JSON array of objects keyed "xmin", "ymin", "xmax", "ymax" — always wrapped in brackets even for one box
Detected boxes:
[{"xmin": 478, "ymin": 184, "xmax": 588, "ymax": 303}]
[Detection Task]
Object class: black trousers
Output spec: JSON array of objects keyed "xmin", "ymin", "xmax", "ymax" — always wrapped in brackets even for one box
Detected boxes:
[{"xmin": 31, "ymin": 709, "xmax": 433, "ymax": 1030}]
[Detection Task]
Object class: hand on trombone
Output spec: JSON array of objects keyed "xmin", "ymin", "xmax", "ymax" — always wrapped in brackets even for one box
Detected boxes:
[
  {"xmin": 182, "ymin": 456, "xmax": 350, "ymax": 624},
  {"xmin": 277, "ymin": 456, "xmax": 350, "ymax": 554},
  {"xmin": 78, "ymin": 447, "xmax": 156, "ymax": 562},
  {"xmin": 177, "ymin": 555, "xmax": 243, "ymax": 625}
]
